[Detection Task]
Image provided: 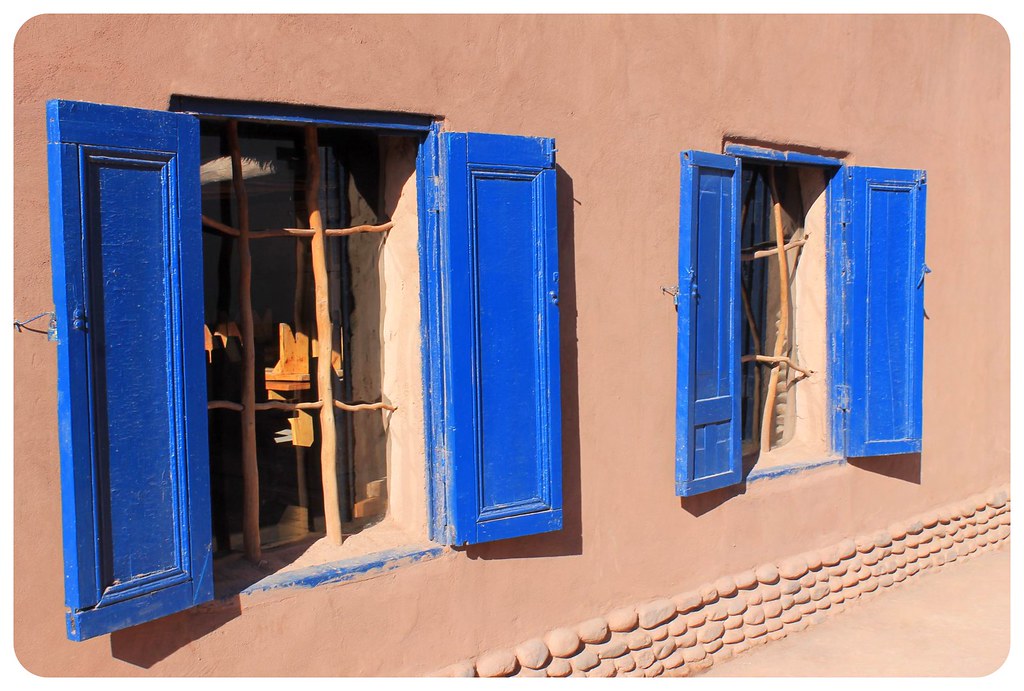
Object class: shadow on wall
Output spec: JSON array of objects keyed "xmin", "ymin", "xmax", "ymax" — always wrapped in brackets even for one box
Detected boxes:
[
  {"xmin": 677, "ymin": 452, "xmax": 761, "ymax": 517},
  {"xmin": 679, "ymin": 451, "xmax": 924, "ymax": 519},
  {"xmin": 849, "ymin": 453, "xmax": 922, "ymax": 484},
  {"xmin": 110, "ymin": 597, "xmax": 242, "ymax": 668},
  {"xmin": 111, "ymin": 165, "xmax": 583, "ymax": 664},
  {"xmin": 679, "ymin": 483, "xmax": 748, "ymax": 518},
  {"xmin": 463, "ymin": 165, "xmax": 583, "ymax": 561},
  {"xmin": 722, "ymin": 135, "xmax": 850, "ymax": 161}
]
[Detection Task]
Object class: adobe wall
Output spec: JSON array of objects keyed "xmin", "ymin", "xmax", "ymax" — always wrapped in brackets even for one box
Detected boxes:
[{"xmin": 12, "ymin": 14, "xmax": 1010, "ymax": 676}]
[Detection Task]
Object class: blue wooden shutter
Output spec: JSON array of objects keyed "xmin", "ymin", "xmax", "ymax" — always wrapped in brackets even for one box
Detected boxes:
[
  {"xmin": 845, "ymin": 166, "xmax": 927, "ymax": 456},
  {"xmin": 439, "ymin": 132, "xmax": 562, "ymax": 544},
  {"xmin": 676, "ymin": 151, "xmax": 742, "ymax": 496},
  {"xmin": 47, "ymin": 100, "xmax": 212, "ymax": 640}
]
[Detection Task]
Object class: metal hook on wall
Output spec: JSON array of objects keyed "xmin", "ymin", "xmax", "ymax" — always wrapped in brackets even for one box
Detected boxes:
[{"xmin": 13, "ymin": 310, "xmax": 58, "ymax": 341}]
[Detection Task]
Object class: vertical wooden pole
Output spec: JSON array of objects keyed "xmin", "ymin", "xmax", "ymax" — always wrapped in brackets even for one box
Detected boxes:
[
  {"xmin": 760, "ymin": 167, "xmax": 792, "ymax": 453},
  {"xmin": 738, "ymin": 185, "xmax": 762, "ymax": 446},
  {"xmin": 326, "ymin": 208, "xmax": 353, "ymax": 523},
  {"xmin": 293, "ymin": 219, "xmax": 309, "ymax": 515},
  {"xmin": 227, "ymin": 121, "xmax": 261, "ymax": 562},
  {"xmin": 305, "ymin": 125, "xmax": 344, "ymax": 545}
]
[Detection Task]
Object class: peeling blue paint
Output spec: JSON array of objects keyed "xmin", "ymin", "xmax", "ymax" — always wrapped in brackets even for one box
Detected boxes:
[
  {"xmin": 170, "ymin": 95, "xmax": 435, "ymax": 132},
  {"xmin": 439, "ymin": 132, "xmax": 564, "ymax": 545},
  {"xmin": 676, "ymin": 150, "xmax": 743, "ymax": 497},
  {"xmin": 49, "ymin": 99, "xmax": 212, "ymax": 641},
  {"xmin": 724, "ymin": 144, "xmax": 843, "ymax": 168},
  {"xmin": 240, "ymin": 545, "xmax": 447, "ymax": 595},
  {"xmin": 747, "ymin": 457, "xmax": 846, "ymax": 483},
  {"xmin": 844, "ymin": 166, "xmax": 926, "ymax": 457}
]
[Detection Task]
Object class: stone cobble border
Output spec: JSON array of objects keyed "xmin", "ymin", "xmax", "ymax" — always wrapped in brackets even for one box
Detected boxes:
[{"xmin": 436, "ymin": 484, "xmax": 1010, "ymax": 677}]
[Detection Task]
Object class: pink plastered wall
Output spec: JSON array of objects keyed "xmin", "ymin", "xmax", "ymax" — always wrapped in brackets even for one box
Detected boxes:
[{"xmin": 12, "ymin": 14, "xmax": 1009, "ymax": 676}]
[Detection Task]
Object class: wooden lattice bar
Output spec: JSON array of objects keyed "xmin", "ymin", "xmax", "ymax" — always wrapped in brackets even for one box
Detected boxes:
[
  {"xmin": 760, "ymin": 167, "xmax": 793, "ymax": 453},
  {"xmin": 738, "ymin": 184, "xmax": 763, "ymax": 446},
  {"xmin": 741, "ymin": 237, "xmax": 808, "ymax": 261},
  {"xmin": 227, "ymin": 121, "xmax": 262, "ymax": 562},
  {"xmin": 201, "ymin": 218, "xmax": 394, "ymax": 240},
  {"xmin": 206, "ymin": 120, "xmax": 400, "ymax": 556},
  {"xmin": 304, "ymin": 125, "xmax": 345, "ymax": 546},
  {"xmin": 201, "ymin": 214, "xmax": 240, "ymax": 237},
  {"xmin": 741, "ymin": 354, "xmax": 813, "ymax": 379},
  {"xmin": 335, "ymin": 400, "xmax": 398, "ymax": 413},
  {"xmin": 207, "ymin": 399, "xmax": 395, "ymax": 413}
]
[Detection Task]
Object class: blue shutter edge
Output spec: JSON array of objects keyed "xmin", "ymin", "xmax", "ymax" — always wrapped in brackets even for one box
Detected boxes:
[
  {"xmin": 675, "ymin": 151, "xmax": 743, "ymax": 497},
  {"xmin": 844, "ymin": 165, "xmax": 926, "ymax": 457},
  {"xmin": 47, "ymin": 100, "xmax": 213, "ymax": 640},
  {"xmin": 826, "ymin": 168, "xmax": 849, "ymax": 456},
  {"xmin": 437, "ymin": 131, "xmax": 562, "ymax": 545}
]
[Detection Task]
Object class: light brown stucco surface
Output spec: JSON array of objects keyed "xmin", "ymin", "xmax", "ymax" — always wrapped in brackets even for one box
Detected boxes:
[{"xmin": 12, "ymin": 14, "xmax": 1009, "ymax": 676}]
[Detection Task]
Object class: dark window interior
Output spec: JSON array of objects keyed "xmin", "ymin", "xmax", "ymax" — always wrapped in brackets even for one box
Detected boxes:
[{"xmin": 199, "ymin": 120, "xmax": 394, "ymax": 556}]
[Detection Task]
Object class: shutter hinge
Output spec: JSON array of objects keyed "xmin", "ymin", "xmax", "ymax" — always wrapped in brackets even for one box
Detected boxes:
[
  {"xmin": 71, "ymin": 307, "xmax": 88, "ymax": 331},
  {"xmin": 430, "ymin": 175, "xmax": 442, "ymax": 214},
  {"xmin": 543, "ymin": 138, "xmax": 557, "ymax": 164},
  {"xmin": 686, "ymin": 268, "xmax": 698, "ymax": 300},
  {"xmin": 836, "ymin": 385, "xmax": 851, "ymax": 412},
  {"xmin": 918, "ymin": 171, "xmax": 927, "ymax": 185},
  {"xmin": 838, "ymin": 198, "xmax": 852, "ymax": 227}
]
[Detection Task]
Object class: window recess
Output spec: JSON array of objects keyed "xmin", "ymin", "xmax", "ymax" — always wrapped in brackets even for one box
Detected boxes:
[
  {"xmin": 737, "ymin": 162, "xmax": 829, "ymax": 464},
  {"xmin": 675, "ymin": 147, "xmax": 926, "ymax": 497},
  {"xmin": 48, "ymin": 97, "xmax": 565, "ymax": 640},
  {"xmin": 198, "ymin": 119, "xmax": 403, "ymax": 563}
]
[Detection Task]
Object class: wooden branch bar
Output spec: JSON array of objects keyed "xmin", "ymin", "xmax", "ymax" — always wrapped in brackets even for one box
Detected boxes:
[
  {"xmin": 208, "ymin": 400, "xmax": 244, "ymax": 411},
  {"xmin": 740, "ymin": 281, "xmax": 761, "ymax": 353},
  {"xmin": 306, "ymin": 125, "xmax": 344, "ymax": 546},
  {"xmin": 745, "ymin": 293, "xmax": 763, "ymax": 446},
  {"xmin": 201, "ymin": 214, "xmax": 241, "ymax": 237},
  {"xmin": 738, "ymin": 194, "xmax": 761, "ymax": 356},
  {"xmin": 738, "ymin": 183, "xmax": 763, "ymax": 446},
  {"xmin": 741, "ymin": 237, "xmax": 808, "ymax": 262},
  {"xmin": 335, "ymin": 400, "xmax": 399, "ymax": 413},
  {"xmin": 324, "ymin": 222, "xmax": 394, "ymax": 237},
  {"xmin": 760, "ymin": 167, "xmax": 793, "ymax": 454},
  {"xmin": 256, "ymin": 401, "xmax": 322, "ymax": 412},
  {"xmin": 251, "ymin": 229, "xmax": 314, "ymax": 239},
  {"xmin": 209, "ymin": 399, "xmax": 396, "ymax": 413},
  {"xmin": 740, "ymin": 354, "xmax": 813, "ymax": 378},
  {"xmin": 292, "ymin": 228, "xmax": 310, "ymax": 512},
  {"xmin": 762, "ymin": 176, "xmax": 792, "ymax": 446},
  {"xmin": 228, "ymin": 121, "xmax": 262, "ymax": 563},
  {"xmin": 240, "ymin": 222, "xmax": 395, "ymax": 240}
]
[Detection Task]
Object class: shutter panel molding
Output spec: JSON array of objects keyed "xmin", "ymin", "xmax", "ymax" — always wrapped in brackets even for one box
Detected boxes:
[
  {"xmin": 438, "ymin": 131, "xmax": 562, "ymax": 545},
  {"xmin": 47, "ymin": 100, "xmax": 213, "ymax": 640},
  {"xmin": 676, "ymin": 150, "xmax": 743, "ymax": 496},
  {"xmin": 845, "ymin": 165, "xmax": 927, "ymax": 457}
]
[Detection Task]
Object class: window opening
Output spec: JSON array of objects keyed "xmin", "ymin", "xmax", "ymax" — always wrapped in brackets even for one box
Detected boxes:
[
  {"xmin": 739, "ymin": 162, "xmax": 829, "ymax": 466},
  {"xmin": 200, "ymin": 119, "xmax": 406, "ymax": 563}
]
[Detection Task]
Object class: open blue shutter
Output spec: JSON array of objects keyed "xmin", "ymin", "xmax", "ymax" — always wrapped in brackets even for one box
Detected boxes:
[
  {"xmin": 845, "ymin": 166, "xmax": 927, "ymax": 456},
  {"xmin": 676, "ymin": 151, "xmax": 742, "ymax": 496},
  {"xmin": 440, "ymin": 132, "xmax": 561, "ymax": 545},
  {"xmin": 47, "ymin": 100, "xmax": 212, "ymax": 640}
]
